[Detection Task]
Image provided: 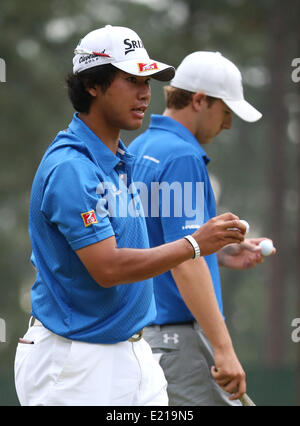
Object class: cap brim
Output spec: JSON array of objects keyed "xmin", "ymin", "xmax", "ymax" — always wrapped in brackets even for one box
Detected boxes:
[
  {"xmin": 224, "ymin": 99, "xmax": 262, "ymax": 122},
  {"xmin": 113, "ymin": 59, "xmax": 175, "ymax": 82}
]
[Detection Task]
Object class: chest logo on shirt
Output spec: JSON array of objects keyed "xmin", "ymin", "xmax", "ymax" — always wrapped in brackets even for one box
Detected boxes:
[{"xmin": 81, "ymin": 210, "xmax": 98, "ymax": 227}]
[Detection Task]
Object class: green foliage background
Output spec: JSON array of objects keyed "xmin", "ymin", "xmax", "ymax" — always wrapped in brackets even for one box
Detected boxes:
[{"xmin": 1, "ymin": 0, "xmax": 300, "ymax": 406}]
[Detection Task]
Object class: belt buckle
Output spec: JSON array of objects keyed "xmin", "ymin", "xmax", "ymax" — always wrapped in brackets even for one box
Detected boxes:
[{"xmin": 128, "ymin": 329, "xmax": 143, "ymax": 342}]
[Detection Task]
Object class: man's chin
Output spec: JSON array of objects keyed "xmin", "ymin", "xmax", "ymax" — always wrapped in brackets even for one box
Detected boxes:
[{"xmin": 123, "ymin": 121, "xmax": 144, "ymax": 131}]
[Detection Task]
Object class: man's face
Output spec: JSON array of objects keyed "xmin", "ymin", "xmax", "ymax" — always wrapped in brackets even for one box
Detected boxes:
[
  {"xmin": 94, "ymin": 70, "xmax": 151, "ymax": 131},
  {"xmin": 196, "ymin": 98, "xmax": 233, "ymax": 144}
]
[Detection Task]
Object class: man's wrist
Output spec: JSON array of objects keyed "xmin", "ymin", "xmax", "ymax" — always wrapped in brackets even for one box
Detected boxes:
[{"xmin": 211, "ymin": 327, "xmax": 234, "ymax": 353}]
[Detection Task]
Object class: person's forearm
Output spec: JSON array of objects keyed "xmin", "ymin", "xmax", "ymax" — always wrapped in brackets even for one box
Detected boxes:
[
  {"xmin": 105, "ymin": 239, "xmax": 194, "ymax": 286},
  {"xmin": 76, "ymin": 213, "xmax": 246, "ymax": 288},
  {"xmin": 171, "ymin": 258, "xmax": 246, "ymax": 400},
  {"xmin": 171, "ymin": 257, "xmax": 233, "ymax": 351}
]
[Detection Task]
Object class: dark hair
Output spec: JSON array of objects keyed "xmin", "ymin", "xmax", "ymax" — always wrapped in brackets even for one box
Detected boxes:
[
  {"xmin": 65, "ymin": 64, "xmax": 119, "ymax": 113},
  {"xmin": 164, "ymin": 86, "xmax": 218, "ymax": 110}
]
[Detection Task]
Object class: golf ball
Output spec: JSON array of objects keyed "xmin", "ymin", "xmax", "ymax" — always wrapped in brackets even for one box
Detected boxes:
[
  {"xmin": 259, "ymin": 239, "xmax": 274, "ymax": 256},
  {"xmin": 240, "ymin": 220, "xmax": 250, "ymax": 235},
  {"xmin": 227, "ymin": 219, "xmax": 249, "ymax": 234}
]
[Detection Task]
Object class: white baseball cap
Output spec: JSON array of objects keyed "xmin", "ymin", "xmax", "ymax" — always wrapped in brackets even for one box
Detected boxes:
[
  {"xmin": 170, "ymin": 51, "xmax": 262, "ymax": 122},
  {"xmin": 73, "ymin": 25, "xmax": 175, "ymax": 82}
]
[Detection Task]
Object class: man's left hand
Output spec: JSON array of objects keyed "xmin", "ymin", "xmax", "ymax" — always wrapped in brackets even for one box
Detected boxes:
[{"xmin": 217, "ymin": 238, "xmax": 276, "ymax": 270}]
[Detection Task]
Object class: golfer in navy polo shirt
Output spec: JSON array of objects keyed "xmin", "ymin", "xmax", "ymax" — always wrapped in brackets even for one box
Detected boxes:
[{"xmin": 14, "ymin": 29, "xmax": 247, "ymax": 406}]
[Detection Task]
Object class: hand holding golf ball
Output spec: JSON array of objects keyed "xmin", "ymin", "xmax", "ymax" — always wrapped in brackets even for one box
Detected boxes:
[
  {"xmin": 258, "ymin": 239, "xmax": 274, "ymax": 256},
  {"xmin": 227, "ymin": 219, "xmax": 250, "ymax": 235},
  {"xmin": 239, "ymin": 220, "xmax": 250, "ymax": 235}
]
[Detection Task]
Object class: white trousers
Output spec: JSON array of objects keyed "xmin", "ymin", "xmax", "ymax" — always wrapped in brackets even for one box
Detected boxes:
[{"xmin": 14, "ymin": 322, "xmax": 168, "ymax": 406}]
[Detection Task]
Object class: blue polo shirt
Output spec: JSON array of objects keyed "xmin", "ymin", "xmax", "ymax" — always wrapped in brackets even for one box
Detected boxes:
[
  {"xmin": 129, "ymin": 114, "xmax": 223, "ymax": 324},
  {"xmin": 29, "ymin": 113, "xmax": 156, "ymax": 343}
]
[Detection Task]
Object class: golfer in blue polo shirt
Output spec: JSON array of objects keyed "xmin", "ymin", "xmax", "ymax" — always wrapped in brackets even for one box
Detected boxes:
[
  {"xmin": 130, "ymin": 114, "xmax": 225, "ymax": 323},
  {"xmin": 129, "ymin": 52, "xmax": 275, "ymax": 406},
  {"xmin": 14, "ymin": 29, "xmax": 248, "ymax": 406}
]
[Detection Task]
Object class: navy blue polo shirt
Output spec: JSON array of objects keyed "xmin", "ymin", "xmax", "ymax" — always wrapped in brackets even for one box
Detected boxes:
[
  {"xmin": 129, "ymin": 114, "xmax": 223, "ymax": 324},
  {"xmin": 29, "ymin": 113, "xmax": 156, "ymax": 343}
]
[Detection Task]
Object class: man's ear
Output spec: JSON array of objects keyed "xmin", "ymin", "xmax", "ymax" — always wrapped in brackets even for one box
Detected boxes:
[
  {"xmin": 85, "ymin": 85, "xmax": 98, "ymax": 98},
  {"xmin": 84, "ymin": 84, "xmax": 98, "ymax": 98},
  {"xmin": 192, "ymin": 92, "xmax": 206, "ymax": 111}
]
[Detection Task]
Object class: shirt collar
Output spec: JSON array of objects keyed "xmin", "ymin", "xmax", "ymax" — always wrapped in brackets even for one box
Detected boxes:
[
  {"xmin": 149, "ymin": 114, "xmax": 210, "ymax": 164},
  {"xmin": 68, "ymin": 113, "xmax": 135, "ymax": 174}
]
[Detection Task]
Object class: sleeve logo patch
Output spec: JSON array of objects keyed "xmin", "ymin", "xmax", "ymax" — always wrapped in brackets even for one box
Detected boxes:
[{"xmin": 81, "ymin": 210, "xmax": 98, "ymax": 227}]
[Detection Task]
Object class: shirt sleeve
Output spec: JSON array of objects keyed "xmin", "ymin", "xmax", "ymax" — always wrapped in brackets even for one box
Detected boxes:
[
  {"xmin": 41, "ymin": 158, "xmax": 115, "ymax": 250},
  {"xmin": 156, "ymin": 155, "xmax": 208, "ymax": 243}
]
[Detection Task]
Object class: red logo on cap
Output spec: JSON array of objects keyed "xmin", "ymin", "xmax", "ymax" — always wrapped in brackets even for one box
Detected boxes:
[
  {"xmin": 138, "ymin": 62, "xmax": 159, "ymax": 73},
  {"xmin": 81, "ymin": 210, "xmax": 98, "ymax": 227}
]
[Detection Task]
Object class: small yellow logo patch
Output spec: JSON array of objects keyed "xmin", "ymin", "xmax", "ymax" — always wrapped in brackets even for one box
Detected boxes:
[{"xmin": 81, "ymin": 210, "xmax": 98, "ymax": 227}]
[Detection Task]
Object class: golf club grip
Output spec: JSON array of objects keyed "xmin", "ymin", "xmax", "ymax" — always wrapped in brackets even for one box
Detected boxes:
[{"xmin": 240, "ymin": 393, "xmax": 256, "ymax": 406}]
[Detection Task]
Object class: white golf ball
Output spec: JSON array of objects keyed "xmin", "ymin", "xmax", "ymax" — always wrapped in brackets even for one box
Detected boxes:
[
  {"xmin": 259, "ymin": 239, "xmax": 274, "ymax": 256},
  {"xmin": 240, "ymin": 220, "xmax": 250, "ymax": 235}
]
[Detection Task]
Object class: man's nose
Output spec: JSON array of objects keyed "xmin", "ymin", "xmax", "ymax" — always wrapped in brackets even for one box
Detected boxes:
[{"xmin": 138, "ymin": 83, "xmax": 151, "ymax": 101}]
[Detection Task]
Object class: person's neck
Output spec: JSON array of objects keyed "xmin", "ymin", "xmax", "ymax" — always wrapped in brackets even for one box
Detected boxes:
[
  {"xmin": 163, "ymin": 107, "xmax": 203, "ymax": 145},
  {"xmin": 163, "ymin": 108, "xmax": 197, "ymax": 139},
  {"xmin": 78, "ymin": 111, "xmax": 120, "ymax": 155}
]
